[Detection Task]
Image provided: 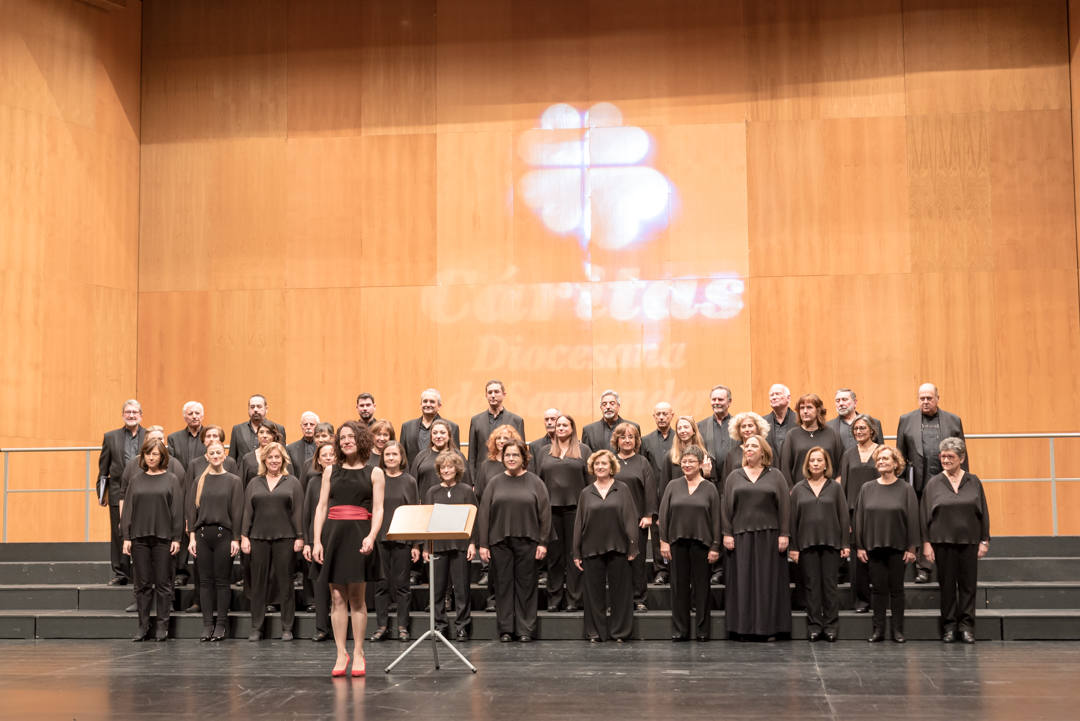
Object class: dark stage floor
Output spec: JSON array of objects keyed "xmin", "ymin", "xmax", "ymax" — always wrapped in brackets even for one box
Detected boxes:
[{"xmin": 1, "ymin": 639, "xmax": 1078, "ymax": 720}]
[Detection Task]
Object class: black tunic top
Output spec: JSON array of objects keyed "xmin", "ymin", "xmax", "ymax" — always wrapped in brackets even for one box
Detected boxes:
[
  {"xmin": 613, "ymin": 453, "xmax": 658, "ymax": 518},
  {"xmin": 478, "ymin": 471, "xmax": 552, "ymax": 547},
  {"xmin": 721, "ymin": 468, "xmax": 791, "ymax": 537},
  {"xmin": 424, "ymin": 482, "xmax": 478, "ymax": 553},
  {"xmin": 658, "ymin": 478, "xmax": 722, "ymax": 551},
  {"xmin": 475, "ymin": 458, "xmax": 506, "ymax": 501},
  {"xmin": 778, "ymin": 425, "xmax": 845, "ymax": 488},
  {"xmin": 853, "ymin": 480, "xmax": 920, "ymax": 552},
  {"xmin": 185, "ymin": 471, "xmax": 244, "ymax": 534},
  {"xmin": 538, "ymin": 444, "xmax": 592, "ymax": 507},
  {"xmin": 242, "ymin": 475, "xmax": 304, "ymax": 541},
  {"xmin": 118, "ymin": 457, "xmax": 186, "ymax": 502},
  {"xmin": 572, "ymin": 481, "xmax": 640, "ymax": 559},
  {"xmin": 789, "ymin": 480, "xmax": 849, "ymax": 552},
  {"xmin": 722, "ymin": 444, "xmax": 745, "ymax": 485},
  {"xmin": 182, "ymin": 455, "xmax": 239, "ymax": 496},
  {"xmin": 411, "ymin": 447, "xmax": 471, "ymax": 501},
  {"xmin": 120, "ymin": 471, "xmax": 184, "ymax": 542},
  {"xmin": 920, "ymin": 472, "xmax": 990, "ymax": 545},
  {"xmin": 839, "ymin": 445, "xmax": 880, "ymax": 512},
  {"xmin": 379, "ymin": 472, "xmax": 419, "ymax": 542}
]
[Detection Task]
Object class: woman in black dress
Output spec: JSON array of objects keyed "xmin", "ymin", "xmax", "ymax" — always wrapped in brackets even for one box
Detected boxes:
[
  {"xmin": 721, "ymin": 412, "xmax": 771, "ymax": 481},
  {"xmin": 789, "ymin": 447, "xmax": 849, "ymax": 642},
  {"xmin": 611, "ymin": 422, "xmax": 657, "ymax": 612},
  {"xmin": 313, "ymin": 421, "xmax": 385, "ymax": 677},
  {"xmin": 121, "ymin": 438, "xmax": 184, "ymax": 642},
  {"xmin": 411, "ymin": 419, "xmax": 470, "ymax": 500},
  {"xmin": 478, "ymin": 439, "xmax": 551, "ymax": 642},
  {"xmin": 921, "ymin": 437, "xmax": 990, "ymax": 644},
  {"xmin": 424, "ymin": 451, "xmax": 478, "ymax": 641},
  {"xmin": 186, "ymin": 441, "xmax": 243, "ymax": 641},
  {"xmin": 370, "ymin": 440, "xmax": 419, "ymax": 643},
  {"xmin": 574, "ymin": 449, "xmax": 639, "ymax": 642},
  {"xmin": 838, "ymin": 415, "xmax": 879, "ymax": 613},
  {"xmin": 659, "ymin": 445, "xmax": 721, "ymax": 642},
  {"xmin": 302, "ymin": 441, "xmax": 336, "ymax": 642},
  {"xmin": 854, "ymin": 446, "xmax": 919, "ymax": 643},
  {"xmin": 241, "ymin": 441, "xmax": 304, "ymax": 642},
  {"xmin": 722, "ymin": 435, "xmax": 791, "ymax": 641},
  {"xmin": 538, "ymin": 415, "xmax": 591, "ymax": 612}
]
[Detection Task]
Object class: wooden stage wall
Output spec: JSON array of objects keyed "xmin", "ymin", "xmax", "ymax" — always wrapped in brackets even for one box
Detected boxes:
[{"xmin": 4, "ymin": 0, "xmax": 1080, "ymax": 539}]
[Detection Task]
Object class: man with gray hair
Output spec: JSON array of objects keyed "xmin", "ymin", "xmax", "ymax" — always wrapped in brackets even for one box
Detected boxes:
[
  {"xmin": 167, "ymin": 401, "xmax": 206, "ymax": 470},
  {"xmin": 825, "ymin": 389, "xmax": 884, "ymax": 451},
  {"xmin": 98, "ymin": 399, "xmax": 145, "ymax": 585},
  {"xmin": 400, "ymin": 388, "xmax": 460, "ymax": 465},
  {"xmin": 699, "ymin": 385, "xmax": 735, "ymax": 467},
  {"xmin": 286, "ymin": 411, "xmax": 321, "ymax": 485},
  {"xmin": 762, "ymin": 383, "xmax": 797, "ymax": 460},
  {"xmin": 581, "ymin": 389, "xmax": 639, "ymax": 452}
]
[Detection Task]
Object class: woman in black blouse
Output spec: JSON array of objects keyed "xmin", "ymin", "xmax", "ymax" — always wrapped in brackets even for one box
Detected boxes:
[
  {"xmin": 370, "ymin": 440, "xmax": 419, "ymax": 643},
  {"xmin": 659, "ymin": 445, "xmax": 721, "ymax": 642},
  {"xmin": 424, "ymin": 451, "xmax": 478, "ymax": 641},
  {"xmin": 574, "ymin": 449, "xmax": 638, "ymax": 642},
  {"xmin": 854, "ymin": 446, "xmax": 919, "ymax": 643},
  {"xmin": 241, "ymin": 441, "xmax": 304, "ymax": 642},
  {"xmin": 778, "ymin": 394, "xmax": 844, "ymax": 489},
  {"xmin": 478, "ymin": 439, "xmax": 551, "ymax": 642},
  {"xmin": 838, "ymin": 415, "xmax": 879, "ymax": 613},
  {"xmin": 789, "ymin": 447, "xmax": 849, "ymax": 642},
  {"xmin": 411, "ymin": 419, "xmax": 470, "ymax": 500},
  {"xmin": 722, "ymin": 412, "xmax": 771, "ymax": 481},
  {"xmin": 302, "ymin": 441, "xmax": 336, "ymax": 642},
  {"xmin": 367, "ymin": 420, "xmax": 395, "ymax": 469},
  {"xmin": 538, "ymin": 415, "xmax": 591, "ymax": 612},
  {"xmin": 186, "ymin": 441, "xmax": 243, "ymax": 641},
  {"xmin": 722, "ymin": 434, "xmax": 791, "ymax": 641},
  {"xmin": 121, "ymin": 438, "xmax": 184, "ymax": 642},
  {"xmin": 612, "ymin": 422, "xmax": 657, "ymax": 612},
  {"xmin": 921, "ymin": 437, "xmax": 990, "ymax": 644}
]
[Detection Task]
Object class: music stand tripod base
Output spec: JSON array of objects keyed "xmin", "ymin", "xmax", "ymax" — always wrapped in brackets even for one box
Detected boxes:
[{"xmin": 384, "ymin": 552, "xmax": 477, "ymax": 674}]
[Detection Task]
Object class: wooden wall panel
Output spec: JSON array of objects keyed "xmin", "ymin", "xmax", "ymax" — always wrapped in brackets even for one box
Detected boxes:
[
  {"xmin": 360, "ymin": 0, "xmax": 436, "ymax": 135},
  {"xmin": 984, "ymin": 482, "xmax": 1054, "ymax": 537},
  {"xmin": 435, "ymin": 0, "xmax": 514, "ymax": 131},
  {"xmin": 1056, "ymin": 483, "xmax": 1080, "ymax": 535},
  {"xmin": 1072, "ymin": 0, "xmax": 1080, "ymax": 275}
]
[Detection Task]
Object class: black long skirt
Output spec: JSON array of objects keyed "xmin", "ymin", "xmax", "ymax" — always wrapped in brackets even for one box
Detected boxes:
[{"xmin": 724, "ymin": 529, "xmax": 791, "ymax": 636}]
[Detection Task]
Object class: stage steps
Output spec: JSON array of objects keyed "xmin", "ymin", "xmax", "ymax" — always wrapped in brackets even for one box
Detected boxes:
[{"xmin": 0, "ymin": 538, "xmax": 1076, "ymax": 641}]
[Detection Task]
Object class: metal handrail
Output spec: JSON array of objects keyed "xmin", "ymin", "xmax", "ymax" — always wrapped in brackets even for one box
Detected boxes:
[{"xmin": 4, "ymin": 433, "xmax": 1079, "ymax": 541}]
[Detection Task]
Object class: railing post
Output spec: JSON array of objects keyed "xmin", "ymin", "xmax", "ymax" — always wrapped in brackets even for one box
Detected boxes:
[
  {"xmin": 85, "ymin": 450, "xmax": 92, "ymax": 543},
  {"xmin": 1049, "ymin": 437, "xmax": 1059, "ymax": 537},
  {"xmin": 3, "ymin": 451, "xmax": 8, "ymax": 543}
]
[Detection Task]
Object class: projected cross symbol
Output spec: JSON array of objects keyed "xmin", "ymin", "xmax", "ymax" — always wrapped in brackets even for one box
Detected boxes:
[{"xmin": 518, "ymin": 102, "xmax": 672, "ymax": 252}]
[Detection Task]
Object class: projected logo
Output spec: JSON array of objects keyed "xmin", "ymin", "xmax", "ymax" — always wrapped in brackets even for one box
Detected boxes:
[{"xmin": 518, "ymin": 102, "xmax": 670, "ymax": 251}]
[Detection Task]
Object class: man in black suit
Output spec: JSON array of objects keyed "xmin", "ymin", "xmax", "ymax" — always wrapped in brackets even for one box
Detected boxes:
[
  {"xmin": 698, "ymin": 385, "xmax": 735, "ymax": 471},
  {"xmin": 228, "ymin": 394, "xmax": 286, "ymax": 462},
  {"xmin": 581, "ymin": 390, "xmax": 639, "ymax": 452},
  {"xmin": 400, "ymin": 388, "xmax": 460, "ymax": 464},
  {"xmin": 356, "ymin": 393, "xmax": 377, "ymax": 427},
  {"xmin": 98, "ymin": 399, "xmax": 145, "ymax": 585},
  {"xmin": 763, "ymin": 383, "xmax": 797, "ymax": 460},
  {"xmin": 826, "ymin": 388, "xmax": 884, "ymax": 451},
  {"xmin": 166, "ymin": 400, "xmax": 205, "ymax": 471},
  {"xmin": 896, "ymin": 383, "xmax": 969, "ymax": 583},
  {"xmin": 641, "ymin": 401, "xmax": 674, "ymax": 584},
  {"xmin": 286, "ymin": 411, "xmax": 320, "ymax": 485},
  {"xmin": 467, "ymin": 380, "xmax": 525, "ymax": 479},
  {"xmin": 528, "ymin": 408, "xmax": 560, "ymax": 474}
]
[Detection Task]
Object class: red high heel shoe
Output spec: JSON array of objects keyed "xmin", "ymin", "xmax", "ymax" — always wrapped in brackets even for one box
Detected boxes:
[
  {"xmin": 352, "ymin": 653, "xmax": 366, "ymax": 677},
  {"xmin": 331, "ymin": 653, "xmax": 350, "ymax": 678}
]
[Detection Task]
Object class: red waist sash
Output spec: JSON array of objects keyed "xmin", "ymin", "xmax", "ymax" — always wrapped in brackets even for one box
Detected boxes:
[{"xmin": 328, "ymin": 505, "xmax": 372, "ymax": 520}]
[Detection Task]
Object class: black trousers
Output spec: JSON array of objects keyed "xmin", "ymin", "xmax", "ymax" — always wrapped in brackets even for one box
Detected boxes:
[
  {"xmin": 800, "ymin": 546, "xmax": 841, "ymax": 635},
  {"xmin": 851, "ymin": 551, "xmax": 871, "ymax": 608},
  {"xmin": 249, "ymin": 538, "xmax": 296, "ymax": 632},
  {"xmin": 174, "ymin": 536, "xmax": 191, "ymax": 580},
  {"xmin": 630, "ymin": 526, "xmax": 649, "ymax": 604},
  {"xmin": 374, "ymin": 541, "xmax": 412, "ymax": 630},
  {"xmin": 309, "ymin": 561, "xmax": 330, "ymax": 635},
  {"xmin": 651, "ymin": 526, "xmax": 668, "ymax": 578},
  {"xmin": 491, "ymin": 538, "xmax": 538, "ymax": 637},
  {"xmin": 670, "ymin": 539, "xmax": 710, "ymax": 639},
  {"xmin": 131, "ymin": 536, "xmax": 173, "ymax": 634},
  {"xmin": 194, "ymin": 526, "xmax": 233, "ymax": 628},
  {"xmin": 934, "ymin": 542, "xmax": 979, "ymax": 633},
  {"xmin": 582, "ymin": 551, "xmax": 633, "ymax": 641},
  {"xmin": 433, "ymin": 548, "xmax": 472, "ymax": 632},
  {"xmin": 547, "ymin": 506, "xmax": 582, "ymax": 609},
  {"xmin": 109, "ymin": 504, "xmax": 130, "ymax": 581},
  {"xmin": 868, "ymin": 548, "xmax": 906, "ymax": 633}
]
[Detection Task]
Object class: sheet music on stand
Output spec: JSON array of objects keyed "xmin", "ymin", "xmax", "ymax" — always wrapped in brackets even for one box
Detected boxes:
[{"xmin": 427, "ymin": 504, "xmax": 470, "ymax": 534}]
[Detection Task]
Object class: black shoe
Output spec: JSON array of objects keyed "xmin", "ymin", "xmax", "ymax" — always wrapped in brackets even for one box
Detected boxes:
[
  {"xmin": 174, "ymin": 575, "xmax": 189, "ymax": 587},
  {"xmin": 892, "ymin": 631, "xmax": 906, "ymax": 643},
  {"xmin": 589, "ymin": 636, "xmax": 602, "ymax": 644},
  {"xmin": 200, "ymin": 626, "xmax": 213, "ymax": 642},
  {"xmin": 499, "ymin": 633, "xmax": 513, "ymax": 643},
  {"xmin": 634, "ymin": 602, "xmax": 648, "ymax": 612},
  {"xmin": 615, "ymin": 638, "xmax": 625, "ymax": 644},
  {"xmin": 808, "ymin": 631, "xmax": 821, "ymax": 642},
  {"xmin": 824, "ymin": 632, "xmax": 837, "ymax": 643},
  {"xmin": 186, "ymin": 602, "xmax": 200, "ymax": 613},
  {"xmin": 211, "ymin": 624, "xmax": 227, "ymax": 642},
  {"xmin": 477, "ymin": 572, "xmax": 489, "ymax": 586},
  {"xmin": 398, "ymin": 628, "xmax": 410, "ymax": 642},
  {"xmin": 154, "ymin": 624, "xmax": 168, "ymax": 642},
  {"xmin": 960, "ymin": 630, "xmax": 976, "ymax": 644},
  {"xmin": 369, "ymin": 627, "xmax": 388, "ymax": 642},
  {"xmin": 868, "ymin": 630, "xmax": 885, "ymax": 643},
  {"xmin": 547, "ymin": 604, "xmax": 561, "ymax": 613},
  {"xmin": 305, "ymin": 604, "xmax": 316, "ymax": 613},
  {"xmin": 942, "ymin": 629, "xmax": 956, "ymax": 643},
  {"xmin": 125, "ymin": 602, "xmax": 137, "ymax": 613},
  {"xmin": 312, "ymin": 631, "xmax": 329, "ymax": 642},
  {"xmin": 455, "ymin": 628, "xmax": 469, "ymax": 642},
  {"xmin": 671, "ymin": 634, "xmax": 688, "ymax": 642},
  {"xmin": 696, "ymin": 636, "xmax": 709, "ymax": 642},
  {"xmin": 653, "ymin": 573, "xmax": 669, "ymax": 585},
  {"xmin": 281, "ymin": 629, "xmax": 294, "ymax": 642},
  {"xmin": 518, "ymin": 635, "xmax": 532, "ymax": 643},
  {"xmin": 108, "ymin": 576, "xmax": 128, "ymax": 586},
  {"xmin": 565, "ymin": 604, "xmax": 579, "ymax": 612},
  {"xmin": 132, "ymin": 628, "xmax": 150, "ymax": 642},
  {"xmin": 914, "ymin": 570, "xmax": 930, "ymax": 584},
  {"xmin": 710, "ymin": 571, "xmax": 723, "ymax": 584},
  {"xmin": 854, "ymin": 604, "xmax": 870, "ymax": 614},
  {"xmin": 485, "ymin": 601, "xmax": 496, "ymax": 612}
]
